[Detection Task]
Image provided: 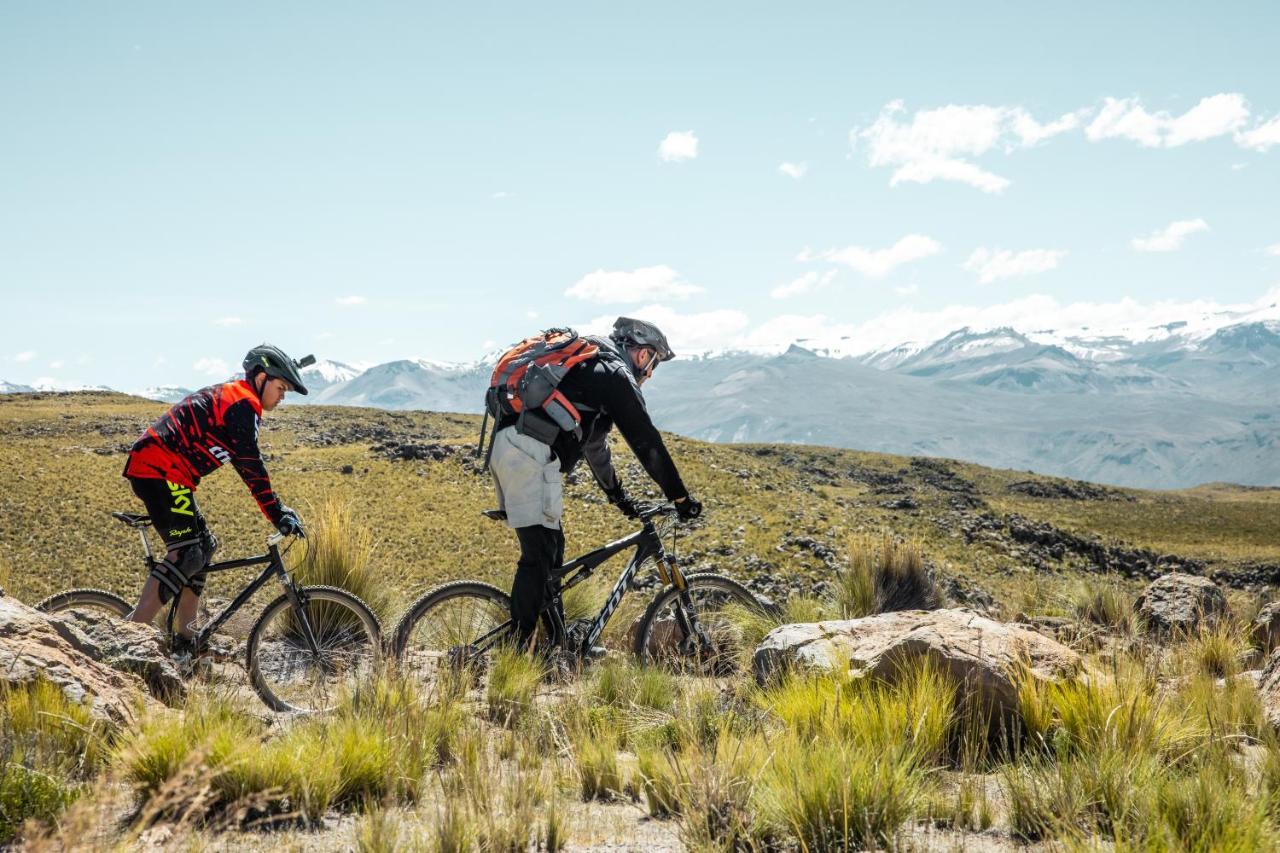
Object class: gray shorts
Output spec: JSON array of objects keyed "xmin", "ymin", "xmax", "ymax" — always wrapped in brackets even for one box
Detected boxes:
[{"xmin": 491, "ymin": 426, "xmax": 563, "ymax": 530}]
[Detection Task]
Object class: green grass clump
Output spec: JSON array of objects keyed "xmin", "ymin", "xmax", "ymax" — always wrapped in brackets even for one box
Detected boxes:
[
  {"xmin": 1068, "ymin": 577, "xmax": 1136, "ymax": 634},
  {"xmin": 0, "ymin": 680, "xmax": 110, "ymax": 843},
  {"xmin": 486, "ymin": 647, "xmax": 544, "ymax": 725},
  {"xmin": 571, "ymin": 719, "xmax": 627, "ymax": 802},
  {"xmin": 1181, "ymin": 622, "xmax": 1248, "ymax": 679},
  {"xmin": 838, "ymin": 534, "xmax": 938, "ymax": 617},
  {"xmin": 121, "ymin": 671, "xmax": 464, "ymax": 825},
  {"xmin": 764, "ymin": 740, "xmax": 924, "ymax": 850},
  {"xmin": 589, "ymin": 658, "xmax": 677, "ymax": 713}
]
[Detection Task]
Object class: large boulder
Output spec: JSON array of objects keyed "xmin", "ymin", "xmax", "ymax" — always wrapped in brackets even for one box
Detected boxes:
[
  {"xmin": 1135, "ymin": 572, "xmax": 1227, "ymax": 635},
  {"xmin": 55, "ymin": 609, "xmax": 185, "ymax": 702},
  {"xmin": 1258, "ymin": 649, "xmax": 1280, "ymax": 730},
  {"xmin": 0, "ymin": 596, "xmax": 152, "ymax": 725},
  {"xmin": 1252, "ymin": 601, "xmax": 1280, "ymax": 653},
  {"xmin": 753, "ymin": 608, "xmax": 1081, "ymax": 719}
]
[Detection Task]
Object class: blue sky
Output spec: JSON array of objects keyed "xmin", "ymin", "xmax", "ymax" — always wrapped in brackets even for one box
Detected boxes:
[{"xmin": 3, "ymin": 1, "xmax": 1279, "ymax": 389}]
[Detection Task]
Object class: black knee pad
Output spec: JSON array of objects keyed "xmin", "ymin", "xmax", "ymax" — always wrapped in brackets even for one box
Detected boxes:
[{"xmin": 151, "ymin": 542, "xmax": 207, "ymax": 604}]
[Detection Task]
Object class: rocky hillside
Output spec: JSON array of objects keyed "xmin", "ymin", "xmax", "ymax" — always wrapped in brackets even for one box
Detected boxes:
[{"xmin": 2, "ymin": 391, "xmax": 1278, "ymax": 612}]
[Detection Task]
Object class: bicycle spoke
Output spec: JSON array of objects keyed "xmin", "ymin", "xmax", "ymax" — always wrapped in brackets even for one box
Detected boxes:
[{"xmin": 251, "ymin": 589, "xmax": 380, "ymax": 714}]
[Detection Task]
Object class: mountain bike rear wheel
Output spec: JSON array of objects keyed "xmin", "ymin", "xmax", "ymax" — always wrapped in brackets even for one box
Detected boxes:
[
  {"xmin": 34, "ymin": 588, "xmax": 132, "ymax": 620},
  {"xmin": 393, "ymin": 581, "xmax": 513, "ymax": 687},
  {"xmin": 246, "ymin": 585, "xmax": 382, "ymax": 714},
  {"xmin": 633, "ymin": 573, "xmax": 777, "ymax": 676}
]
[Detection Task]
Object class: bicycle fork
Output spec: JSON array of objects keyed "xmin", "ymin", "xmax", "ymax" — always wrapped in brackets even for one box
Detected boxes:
[{"xmin": 279, "ymin": 574, "xmax": 322, "ymax": 655}]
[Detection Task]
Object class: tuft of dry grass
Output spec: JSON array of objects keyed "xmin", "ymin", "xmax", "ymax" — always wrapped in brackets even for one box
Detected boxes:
[
  {"xmin": 292, "ymin": 494, "xmax": 394, "ymax": 622},
  {"xmin": 838, "ymin": 533, "xmax": 939, "ymax": 617}
]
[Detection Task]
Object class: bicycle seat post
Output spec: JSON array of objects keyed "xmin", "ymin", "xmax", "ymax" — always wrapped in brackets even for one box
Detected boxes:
[{"xmin": 138, "ymin": 526, "xmax": 154, "ymax": 567}]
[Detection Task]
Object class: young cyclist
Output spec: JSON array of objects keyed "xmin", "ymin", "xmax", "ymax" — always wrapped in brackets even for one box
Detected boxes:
[{"xmin": 122, "ymin": 344, "xmax": 310, "ymax": 655}]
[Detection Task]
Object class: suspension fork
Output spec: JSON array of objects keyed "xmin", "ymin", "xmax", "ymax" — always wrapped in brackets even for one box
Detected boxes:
[{"xmin": 276, "ymin": 563, "xmax": 322, "ymax": 654}]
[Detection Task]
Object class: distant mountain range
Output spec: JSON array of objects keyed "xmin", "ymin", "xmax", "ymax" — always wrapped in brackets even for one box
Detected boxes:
[{"xmin": 5, "ymin": 300, "xmax": 1279, "ymax": 489}]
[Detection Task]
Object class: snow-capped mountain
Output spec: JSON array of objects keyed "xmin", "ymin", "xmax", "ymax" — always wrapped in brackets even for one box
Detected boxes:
[
  {"xmin": 301, "ymin": 359, "xmax": 363, "ymax": 393},
  {"xmin": 0, "ymin": 380, "xmax": 35, "ymax": 394},
  {"xmin": 136, "ymin": 386, "xmax": 193, "ymax": 404},
  {"xmin": 4, "ymin": 304, "xmax": 1280, "ymax": 488},
  {"xmin": 280, "ymin": 315, "xmax": 1280, "ymax": 488}
]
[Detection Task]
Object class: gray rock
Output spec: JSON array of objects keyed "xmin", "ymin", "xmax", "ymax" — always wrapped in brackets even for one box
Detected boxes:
[
  {"xmin": 1252, "ymin": 601, "xmax": 1280, "ymax": 652},
  {"xmin": 752, "ymin": 608, "xmax": 1081, "ymax": 720},
  {"xmin": 53, "ymin": 609, "xmax": 185, "ymax": 703},
  {"xmin": 1135, "ymin": 572, "xmax": 1228, "ymax": 635},
  {"xmin": 0, "ymin": 596, "xmax": 152, "ymax": 725}
]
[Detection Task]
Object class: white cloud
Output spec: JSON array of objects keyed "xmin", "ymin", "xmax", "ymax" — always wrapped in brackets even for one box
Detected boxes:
[
  {"xmin": 889, "ymin": 159, "xmax": 1010, "ymax": 193},
  {"xmin": 491, "ymin": 191, "xmax": 510, "ymax": 199},
  {"xmin": 1131, "ymin": 219, "xmax": 1210, "ymax": 252},
  {"xmin": 853, "ymin": 100, "xmax": 1081, "ymax": 193},
  {"xmin": 566, "ymin": 265, "xmax": 704, "ymax": 303},
  {"xmin": 771, "ymin": 270, "xmax": 836, "ymax": 299},
  {"xmin": 894, "ymin": 284, "xmax": 920, "ymax": 296},
  {"xmin": 1086, "ymin": 94, "xmax": 1249, "ymax": 147},
  {"xmin": 963, "ymin": 248, "xmax": 1067, "ymax": 284},
  {"xmin": 1265, "ymin": 244, "xmax": 1280, "ymax": 257},
  {"xmin": 584, "ymin": 304, "xmax": 749, "ymax": 354},
  {"xmin": 14, "ymin": 350, "xmax": 35, "ymax": 363},
  {"xmin": 658, "ymin": 131, "xmax": 698, "ymax": 163},
  {"xmin": 526, "ymin": 309, "xmax": 539, "ymax": 319},
  {"xmin": 193, "ymin": 357, "xmax": 230, "ymax": 376},
  {"xmin": 214, "ymin": 316, "xmax": 242, "ymax": 327},
  {"xmin": 778, "ymin": 161, "xmax": 808, "ymax": 179},
  {"xmin": 335, "ymin": 295, "xmax": 367, "ymax": 306},
  {"xmin": 1238, "ymin": 115, "xmax": 1280, "ymax": 152},
  {"xmin": 810, "ymin": 234, "xmax": 942, "ymax": 278},
  {"xmin": 48, "ymin": 360, "xmax": 65, "ymax": 369}
]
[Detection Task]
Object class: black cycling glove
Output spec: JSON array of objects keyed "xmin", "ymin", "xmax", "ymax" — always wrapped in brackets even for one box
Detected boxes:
[
  {"xmin": 604, "ymin": 485, "xmax": 640, "ymax": 519},
  {"xmin": 676, "ymin": 496, "xmax": 703, "ymax": 521},
  {"xmin": 276, "ymin": 506, "xmax": 306, "ymax": 537}
]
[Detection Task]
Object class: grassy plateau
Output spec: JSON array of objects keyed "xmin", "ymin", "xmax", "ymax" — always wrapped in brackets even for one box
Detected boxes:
[{"xmin": 2, "ymin": 390, "xmax": 1280, "ymax": 850}]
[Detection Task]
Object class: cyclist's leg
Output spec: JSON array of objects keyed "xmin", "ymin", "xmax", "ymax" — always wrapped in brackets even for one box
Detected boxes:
[
  {"xmin": 513, "ymin": 525, "xmax": 562, "ymax": 649},
  {"xmin": 125, "ymin": 477, "xmax": 210, "ymax": 634},
  {"xmin": 173, "ymin": 516, "xmax": 216, "ymax": 639},
  {"xmin": 541, "ymin": 527, "xmax": 566, "ymax": 645},
  {"xmin": 491, "ymin": 426, "xmax": 563, "ymax": 650}
]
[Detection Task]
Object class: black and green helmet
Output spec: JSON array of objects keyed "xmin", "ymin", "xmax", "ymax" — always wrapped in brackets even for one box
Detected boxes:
[
  {"xmin": 242, "ymin": 344, "xmax": 315, "ymax": 395},
  {"xmin": 610, "ymin": 317, "xmax": 675, "ymax": 362}
]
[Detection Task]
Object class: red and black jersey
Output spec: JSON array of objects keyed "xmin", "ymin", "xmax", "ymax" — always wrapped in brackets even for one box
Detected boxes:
[{"xmin": 123, "ymin": 379, "xmax": 284, "ymax": 523}]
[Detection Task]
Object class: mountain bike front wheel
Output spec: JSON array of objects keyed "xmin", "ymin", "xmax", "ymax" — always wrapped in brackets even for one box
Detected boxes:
[
  {"xmin": 633, "ymin": 573, "xmax": 777, "ymax": 676},
  {"xmin": 393, "ymin": 581, "xmax": 513, "ymax": 686},
  {"xmin": 34, "ymin": 588, "xmax": 132, "ymax": 620},
  {"xmin": 246, "ymin": 585, "xmax": 382, "ymax": 714}
]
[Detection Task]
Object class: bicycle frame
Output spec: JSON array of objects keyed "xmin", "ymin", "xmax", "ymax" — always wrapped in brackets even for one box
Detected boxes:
[
  {"xmin": 468, "ymin": 517, "xmax": 670, "ymax": 655},
  {"xmin": 150, "ymin": 536, "xmax": 321, "ymax": 654}
]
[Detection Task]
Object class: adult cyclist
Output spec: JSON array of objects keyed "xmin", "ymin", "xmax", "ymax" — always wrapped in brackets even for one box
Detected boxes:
[
  {"xmin": 122, "ymin": 344, "xmax": 310, "ymax": 656},
  {"xmin": 489, "ymin": 317, "xmax": 702, "ymax": 652}
]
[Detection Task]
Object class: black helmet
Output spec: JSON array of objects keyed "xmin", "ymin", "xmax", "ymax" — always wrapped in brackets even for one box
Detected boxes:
[
  {"xmin": 242, "ymin": 344, "xmax": 315, "ymax": 395},
  {"xmin": 610, "ymin": 317, "xmax": 675, "ymax": 362}
]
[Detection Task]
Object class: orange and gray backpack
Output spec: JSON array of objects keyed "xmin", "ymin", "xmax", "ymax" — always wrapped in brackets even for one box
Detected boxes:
[{"xmin": 476, "ymin": 328, "xmax": 601, "ymax": 467}]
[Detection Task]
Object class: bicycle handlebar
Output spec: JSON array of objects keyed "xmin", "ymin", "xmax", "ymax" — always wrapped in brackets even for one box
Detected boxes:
[{"xmin": 635, "ymin": 502, "xmax": 678, "ymax": 520}]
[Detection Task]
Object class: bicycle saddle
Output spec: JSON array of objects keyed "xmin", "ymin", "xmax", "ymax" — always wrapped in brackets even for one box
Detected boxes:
[{"xmin": 111, "ymin": 512, "xmax": 152, "ymax": 528}]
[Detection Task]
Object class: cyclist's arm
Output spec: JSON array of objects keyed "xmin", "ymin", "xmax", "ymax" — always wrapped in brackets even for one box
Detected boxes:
[
  {"xmin": 602, "ymin": 371, "xmax": 688, "ymax": 502},
  {"xmin": 223, "ymin": 401, "xmax": 285, "ymax": 524},
  {"xmin": 582, "ymin": 417, "xmax": 621, "ymax": 493}
]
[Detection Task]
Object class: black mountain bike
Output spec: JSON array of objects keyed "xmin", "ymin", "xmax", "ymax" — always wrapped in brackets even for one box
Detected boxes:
[
  {"xmin": 36, "ymin": 511, "xmax": 383, "ymax": 714},
  {"xmin": 393, "ymin": 503, "xmax": 777, "ymax": 680}
]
